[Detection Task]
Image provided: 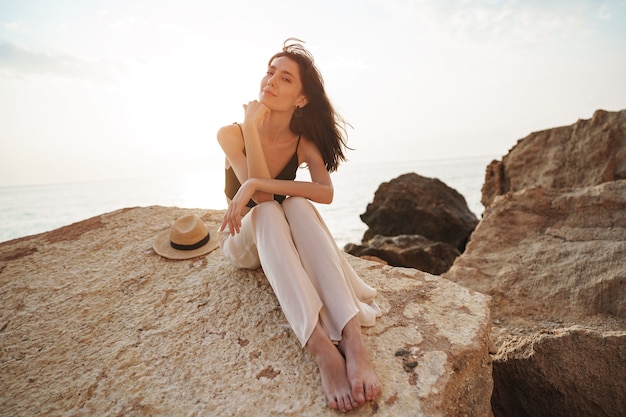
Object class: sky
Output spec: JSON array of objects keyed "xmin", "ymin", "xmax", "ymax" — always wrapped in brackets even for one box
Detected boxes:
[{"xmin": 1, "ymin": 0, "xmax": 625, "ymax": 187}]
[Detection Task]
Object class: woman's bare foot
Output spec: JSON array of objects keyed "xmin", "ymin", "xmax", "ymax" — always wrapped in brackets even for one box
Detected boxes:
[
  {"xmin": 307, "ymin": 323, "xmax": 355, "ymax": 413},
  {"xmin": 338, "ymin": 317, "xmax": 382, "ymax": 405}
]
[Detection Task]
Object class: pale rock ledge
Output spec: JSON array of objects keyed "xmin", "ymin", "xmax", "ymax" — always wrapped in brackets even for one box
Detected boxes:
[{"xmin": 0, "ymin": 206, "xmax": 492, "ymax": 416}]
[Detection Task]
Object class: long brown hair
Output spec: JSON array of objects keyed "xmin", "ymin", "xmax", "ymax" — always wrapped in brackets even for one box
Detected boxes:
[{"xmin": 269, "ymin": 38, "xmax": 349, "ymax": 172}]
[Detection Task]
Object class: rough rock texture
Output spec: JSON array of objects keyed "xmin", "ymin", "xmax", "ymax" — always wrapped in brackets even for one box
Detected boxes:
[
  {"xmin": 347, "ymin": 173, "xmax": 478, "ymax": 274},
  {"xmin": 446, "ymin": 182, "xmax": 626, "ymax": 324},
  {"xmin": 491, "ymin": 327, "xmax": 626, "ymax": 417},
  {"xmin": 0, "ymin": 206, "xmax": 493, "ymax": 417},
  {"xmin": 482, "ymin": 109, "xmax": 626, "ymax": 207},
  {"xmin": 443, "ymin": 181, "xmax": 626, "ymax": 416},
  {"xmin": 345, "ymin": 235, "xmax": 460, "ymax": 275},
  {"xmin": 444, "ymin": 109, "xmax": 626, "ymax": 417}
]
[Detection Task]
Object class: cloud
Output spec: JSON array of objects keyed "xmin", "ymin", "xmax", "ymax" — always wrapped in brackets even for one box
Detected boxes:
[
  {"xmin": 374, "ymin": 0, "xmax": 604, "ymax": 46},
  {"xmin": 3, "ymin": 21, "xmax": 29, "ymax": 33},
  {"xmin": 0, "ymin": 42, "xmax": 127, "ymax": 83}
]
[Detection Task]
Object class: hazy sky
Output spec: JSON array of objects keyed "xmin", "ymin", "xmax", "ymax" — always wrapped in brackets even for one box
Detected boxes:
[{"xmin": 1, "ymin": 0, "xmax": 625, "ymax": 186}]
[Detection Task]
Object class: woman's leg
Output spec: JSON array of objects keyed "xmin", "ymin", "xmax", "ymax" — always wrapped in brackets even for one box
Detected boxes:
[
  {"xmin": 246, "ymin": 201, "xmax": 361, "ymax": 410},
  {"xmin": 281, "ymin": 197, "xmax": 380, "ymax": 339},
  {"xmin": 282, "ymin": 197, "xmax": 382, "ymax": 404},
  {"xmin": 221, "ymin": 202, "xmax": 321, "ymax": 344},
  {"xmin": 249, "ymin": 201, "xmax": 323, "ymax": 346}
]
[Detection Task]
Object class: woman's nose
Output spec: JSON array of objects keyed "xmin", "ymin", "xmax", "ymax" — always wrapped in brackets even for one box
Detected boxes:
[{"xmin": 267, "ymin": 74, "xmax": 277, "ymax": 86}]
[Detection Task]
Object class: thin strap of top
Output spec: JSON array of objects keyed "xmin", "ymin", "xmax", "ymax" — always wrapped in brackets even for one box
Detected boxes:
[{"xmin": 224, "ymin": 123, "xmax": 301, "ymax": 208}]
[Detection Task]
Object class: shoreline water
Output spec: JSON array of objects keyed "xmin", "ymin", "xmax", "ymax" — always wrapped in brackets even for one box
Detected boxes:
[
  {"xmin": 314, "ymin": 156, "xmax": 490, "ymax": 247},
  {"xmin": 0, "ymin": 156, "xmax": 493, "ymax": 246}
]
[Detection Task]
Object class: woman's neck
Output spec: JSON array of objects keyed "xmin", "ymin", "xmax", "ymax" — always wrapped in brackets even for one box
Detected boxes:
[{"xmin": 260, "ymin": 111, "xmax": 294, "ymax": 143}]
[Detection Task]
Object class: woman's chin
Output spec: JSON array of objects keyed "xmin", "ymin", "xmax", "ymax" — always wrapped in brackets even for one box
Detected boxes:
[{"xmin": 258, "ymin": 93, "xmax": 271, "ymax": 104}]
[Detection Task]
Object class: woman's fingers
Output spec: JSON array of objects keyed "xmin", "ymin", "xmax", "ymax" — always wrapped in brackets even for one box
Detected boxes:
[
  {"xmin": 222, "ymin": 201, "xmax": 243, "ymax": 236},
  {"xmin": 243, "ymin": 100, "xmax": 270, "ymax": 126},
  {"xmin": 230, "ymin": 212, "xmax": 240, "ymax": 235}
]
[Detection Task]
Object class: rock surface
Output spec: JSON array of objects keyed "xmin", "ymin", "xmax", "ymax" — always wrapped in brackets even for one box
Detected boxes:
[
  {"xmin": 443, "ymin": 117, "xmax": 626, "ymax": 417},
  {"xmin": 346, "ymin": 173, "xmax": 478, "ymax": 274},
  {"xmin": 491, "ymin": 327, "xmax": 626, "ymax": 417},
  {"xmin": 345, "ymin": 234, "xmax": 460, "ymax": 275},
  {"xmin": 445, "ymin": 182, "xmax": 626, "ymax": 328},
  {"xmin": 482, "ymin": 109, "xmax": 626, "ymax": 207},
  {"xmin": 0, "ymin": 206, "xmax": 493, "ymax": 417}
]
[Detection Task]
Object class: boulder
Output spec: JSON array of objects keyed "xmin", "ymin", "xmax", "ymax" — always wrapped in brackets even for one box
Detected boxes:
[
  {"xmin": 360, "ymin": 173, "xmax": 478, "ymax": 252},
  {"xmin": 348, "ymin": 173, "xmax": 478, "ymax": 273},
  {"xmin": 345, "ymin": 234, "xmax": 460, "ymax": 275},
  {"xmin": 0, "ymin": 206, "xmax": 493, "ymax": 417},
  {"xmin": 443, "ymin": 181, "xmax": 626, "ymax": 417},
  {"xmin": 449, "ymin": 109, "xmax": 626, "ymax": 416},
  {"xmin": 482, "ymin": 109, "xmax": 626, "ymax": 207}
]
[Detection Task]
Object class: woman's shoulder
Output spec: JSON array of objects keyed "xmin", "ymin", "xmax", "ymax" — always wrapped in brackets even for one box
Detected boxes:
[
  {"xmin": 217, "ymin": 123, "xmax": 243, "ymax": 143},
  {"xmin": 298, "ymin": 134, "xmax": 324, "ymax": 163},
  {"xmin": 217, "ymin": 123, "xmax": 245, "ymax": 155},
  {"xmin": 218, "ymin": 123, "xmax": 242, "ymax": 136}
]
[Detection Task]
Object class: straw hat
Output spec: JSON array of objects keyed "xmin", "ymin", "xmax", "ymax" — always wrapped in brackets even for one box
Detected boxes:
[{"xmin": 153, "ymin": 214, "xmax": 219, "ymax": 260}]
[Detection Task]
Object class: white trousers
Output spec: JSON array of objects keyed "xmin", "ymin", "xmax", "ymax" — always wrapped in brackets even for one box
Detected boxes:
[{"xmin": 219, "ymin": 197, "xmax": 381, "ymax": 346}]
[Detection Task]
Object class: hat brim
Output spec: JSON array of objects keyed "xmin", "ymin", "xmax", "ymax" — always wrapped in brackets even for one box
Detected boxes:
[{"xmin": 153, "ymin": 226, "xmax": 220, "ymax": 260}]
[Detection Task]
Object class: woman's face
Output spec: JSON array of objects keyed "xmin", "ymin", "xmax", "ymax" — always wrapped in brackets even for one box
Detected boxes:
[{"xmin": 259, "ymin": 56, "xmax": 307, "ymax": 112}]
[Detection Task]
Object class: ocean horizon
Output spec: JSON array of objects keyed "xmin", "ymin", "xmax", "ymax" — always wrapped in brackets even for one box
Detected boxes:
[{"xmin": 0, "ymin": 156, "xmax": 493, "ymax": 247}]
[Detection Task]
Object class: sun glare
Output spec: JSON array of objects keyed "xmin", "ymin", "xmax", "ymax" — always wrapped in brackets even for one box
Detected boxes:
[{"xmin": 179, "ymin": 170, "xmax": 227, "ymax": 210}]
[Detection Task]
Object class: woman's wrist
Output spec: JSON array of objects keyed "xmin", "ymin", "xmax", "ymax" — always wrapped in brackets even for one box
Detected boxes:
[{"xmin": 244, "ymin": 178, "xmax": 261, "ymax": 196}]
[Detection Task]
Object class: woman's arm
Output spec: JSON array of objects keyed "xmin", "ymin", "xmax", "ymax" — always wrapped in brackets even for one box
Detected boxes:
[
  {"xmin": 242, "ymin": 136, "xmax": 334, "ymax": 204},
  {"xmin": 217, "ymin": 123, "xmax": 273, "ymax": 206},
  {"xmin": 241, "ymin": 101, "xmax": 274, "ymax": 204},
  {"xmin": 219, "ymin": 134, "xmax": 334, "ymax": 235}
]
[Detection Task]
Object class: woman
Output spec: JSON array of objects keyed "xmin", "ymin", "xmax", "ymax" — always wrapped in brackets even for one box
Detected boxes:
[{"xmin": 217, "ymin": 39, "xmax": 382, "ymax": 413}]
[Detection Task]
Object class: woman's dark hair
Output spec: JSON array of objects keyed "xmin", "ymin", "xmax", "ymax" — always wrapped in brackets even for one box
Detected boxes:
[{"xmin": 269, "ymin": 38, "xmax": 349, "ymax": 172}]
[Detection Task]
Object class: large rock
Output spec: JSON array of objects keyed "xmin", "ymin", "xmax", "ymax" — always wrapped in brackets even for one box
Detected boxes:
[
  {"xmin": 451, "ymin": 109, "xmax": 626, "ymax": 416},
  {"xmin": 443, "ymin": 181, "xmax": 626, "ymax": 417},
  {"xmin": 482, "ymin": 109, "xmax": 626, "ymax": 207},
  {"xmin": 0, "ymin": 206, "xmax": 493, "ymax": 417},
  {"xmin": 348, "ymin": 173, "xmax": 478, "ymax": 273},
  {"xmin": 446, "ymin": 182, "xmax": 626, "ymax": 324},
  {"xmin": 360, "ymin": 173, "xmax": 478, "ymax": 252}
]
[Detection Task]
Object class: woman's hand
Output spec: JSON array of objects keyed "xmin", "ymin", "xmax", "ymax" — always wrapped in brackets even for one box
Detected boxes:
[
  {"xmin": 243, "ymin": 100, "xmax": 270, "ymax": 129},
  {"xmin": 220, "ymin": 179, "xmax": 257, "ymax": 235}
]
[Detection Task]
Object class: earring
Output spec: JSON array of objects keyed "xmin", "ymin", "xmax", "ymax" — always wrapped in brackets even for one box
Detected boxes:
[{"xmin": 294, "ymin": 106, "xmax": 302, "ymax": 118}]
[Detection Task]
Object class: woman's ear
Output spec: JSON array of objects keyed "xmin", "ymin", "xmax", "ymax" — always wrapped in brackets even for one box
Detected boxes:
[{"xmin": 297, "ymin": 96, "xmax": 309, "ymax": 108}]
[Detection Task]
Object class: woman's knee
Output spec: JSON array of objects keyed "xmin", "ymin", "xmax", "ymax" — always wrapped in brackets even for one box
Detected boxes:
[
  {"xmin": 252, "ymin": 200, "xmax": 283, "ymax": 220},
  {"xmin": 282, "ymin": 196, "xmax": 312, "ymax": 216},
  {"xmin": 251, "ymin": 200, "xmax": 288, "ymax": 232}
]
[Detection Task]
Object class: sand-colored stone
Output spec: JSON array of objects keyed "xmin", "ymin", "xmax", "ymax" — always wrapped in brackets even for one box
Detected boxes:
[
  {"xmin": 446, "ymin": 181, "xmax": 626, "ymax": 330},
  {"xmin": 481, "ymin": 109, "xmax": 626, "ymax": 207},
  {"xmin": 444, "ymin": 109, "xmax": 626, "ymax": 416},
  {"xmin": 0, "ymin": 206, "xmax": 492, "ymax": 416},
  {"xmin": 443, "ymin": 181, "xmax": 626, "ymax": 417}
]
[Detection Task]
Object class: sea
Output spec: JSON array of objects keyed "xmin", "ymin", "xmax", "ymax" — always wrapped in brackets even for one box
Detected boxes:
[{"xmin": 0, "ymin": 156, "xmax": 494, "ymax": 248}]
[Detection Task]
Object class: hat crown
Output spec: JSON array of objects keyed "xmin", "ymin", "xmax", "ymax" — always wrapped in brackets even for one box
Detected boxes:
[
  {"xmin": 169, "ymin": 215, "xmax": 208, "ymax": 245},
  {"xmin": 153, "ymin": 214, "xmax": 218, "ymax": 260}
]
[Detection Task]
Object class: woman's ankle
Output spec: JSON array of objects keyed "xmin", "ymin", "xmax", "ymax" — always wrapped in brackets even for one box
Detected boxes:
[
  {"xmin": 306, "ymin": 323, "xmax": 333, "ymax": 358},
  {"xmin": 338, "ymin": 318, "xmax": 364, "ymax": 353}
]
